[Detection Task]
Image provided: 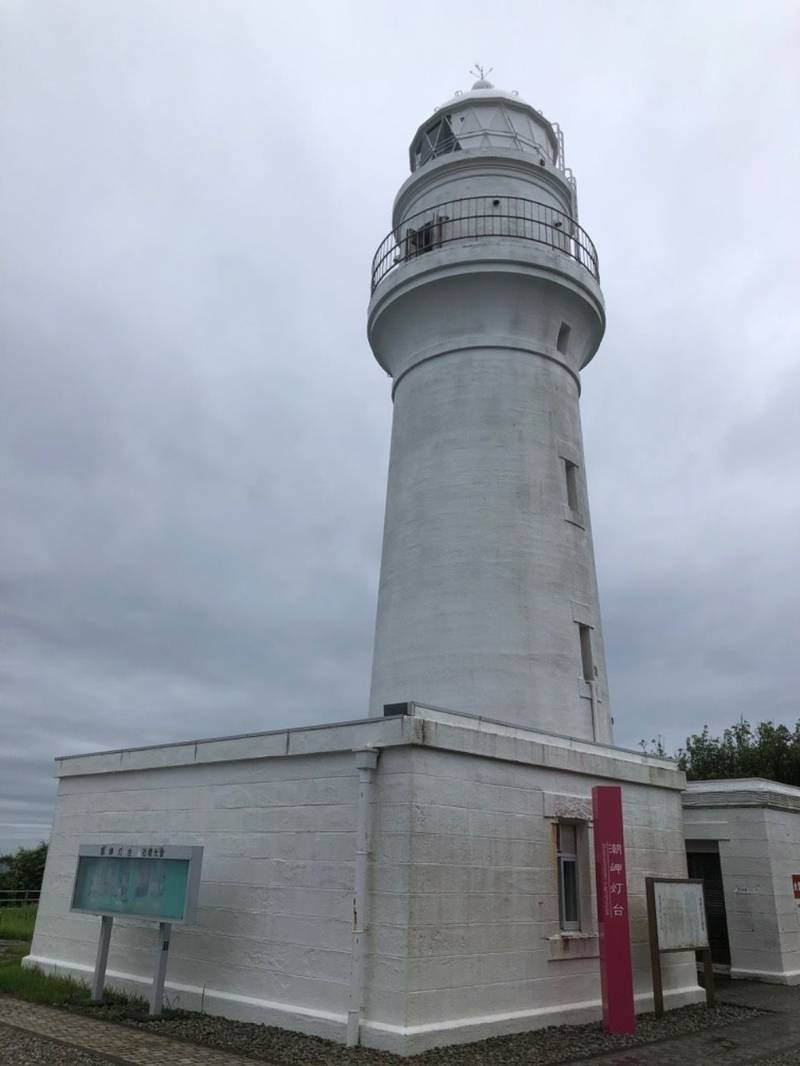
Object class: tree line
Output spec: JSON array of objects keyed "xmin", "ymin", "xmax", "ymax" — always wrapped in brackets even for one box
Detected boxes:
[
  {"xmin": 642, "ymin": 718, "xmax": 800, "ymax": 786},
  {"xmin": 0, "ymin": 842, "xmax": 47, "ymax": 896}
]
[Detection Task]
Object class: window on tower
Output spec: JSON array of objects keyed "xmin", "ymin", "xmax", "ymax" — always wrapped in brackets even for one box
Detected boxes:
[
  {"xmin": 564, "ymin": 459, "xmax": 580, "ymax": 513},
  {"xmin": 557, "ymin": 322, "xmax": 572, "ymax": 355},
  {"xmin": 578, "ymin": 623, "xmax": 594, "ymax": 683}
]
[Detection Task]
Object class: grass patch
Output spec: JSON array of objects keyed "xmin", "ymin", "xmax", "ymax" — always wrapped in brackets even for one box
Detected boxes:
[
  {"xmin": 0, "ymin": 903, "xmax": 38, "ymax": 941},
  {"xmin": 0, "ymin": 945, "xmax": 92, "ymax": 1006},
  {"xmin": 0, "ymin": 919, "xmax": 146, "ymax": 1012}
]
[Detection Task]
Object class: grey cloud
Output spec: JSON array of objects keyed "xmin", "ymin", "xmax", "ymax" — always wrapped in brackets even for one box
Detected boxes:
[{"xmin": 1, "ymin": 0, "xmax": 799, "ymax": 846}]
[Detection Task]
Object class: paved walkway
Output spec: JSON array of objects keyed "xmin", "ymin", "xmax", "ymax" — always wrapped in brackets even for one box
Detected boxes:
[
  {"xmin": 2, "ymin": 982, "xmax": 800, "ymax": 1065},
  {"xmin": 0, "ymin": 997, "xmax": 257, "ymax": 1066},
  {"xmin": 566, "ymin": 982, "xmax": 800, "ymax": 1065},
  {"xmin": 565, "ymin": 1014, "xmax": 799, "ymax": 1065}
]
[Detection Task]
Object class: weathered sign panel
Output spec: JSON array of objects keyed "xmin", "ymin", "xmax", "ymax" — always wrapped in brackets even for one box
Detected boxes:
[
  {"xmin": 646, "ymin": 876, "xmax": 715, "ymax": 1017},
  {"xmin": 71, "ymin": 845, "xmax": 203, "ymax": 924},
  {"xmin": 652, "ymin": 879, "xmax": 708, "ymax": 951}
]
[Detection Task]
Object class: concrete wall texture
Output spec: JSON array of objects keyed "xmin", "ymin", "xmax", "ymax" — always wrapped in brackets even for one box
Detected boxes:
[
  {"xmin": 28, "ymin": 709, "xmax": 703, "ymax": 1054},
  {"xmin": 684, "ymin": 779, "xmax": 800, "ymax": 984}
]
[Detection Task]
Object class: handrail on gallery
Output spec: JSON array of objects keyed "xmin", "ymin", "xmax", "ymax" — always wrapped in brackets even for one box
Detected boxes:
[{"xmin": 371, "ymin": 195, "xmax": 599, "ymax": 293}]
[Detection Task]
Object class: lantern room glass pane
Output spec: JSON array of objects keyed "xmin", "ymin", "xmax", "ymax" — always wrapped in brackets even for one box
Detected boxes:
[{"xmin": 415, "ymin": 116, "xmax": 460, "ymax": 167}]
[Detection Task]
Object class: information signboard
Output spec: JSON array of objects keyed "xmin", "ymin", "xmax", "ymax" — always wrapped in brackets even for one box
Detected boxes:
[
  {"xmin": 71, "ymin": 845, "xmax": 202, "ymax": 924},
  {"xmin": 645, "ymin": 877, "xmax": 714, "ymax": 1017},
  {"xmin": 652, "ymin": 880, "xmax": 708, "ymax": 951},
  {"xmin": 71, "ymin": 844, "xmax": 203, "ymax": 1017}
]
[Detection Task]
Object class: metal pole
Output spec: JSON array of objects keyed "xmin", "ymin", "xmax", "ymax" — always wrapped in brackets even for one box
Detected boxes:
[
  {"xmin": 91, "ymin": 915, "xmax": 113, "ymax": 1003},
  {"xmin": 149, "ymin": 921, "xmax": 171, "ymax": 1017}
]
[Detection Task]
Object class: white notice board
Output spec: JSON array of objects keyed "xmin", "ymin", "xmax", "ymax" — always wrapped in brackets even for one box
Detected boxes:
[{"xmin": 653, "ymin": 879, "xmax": 709, "ymax": 951}]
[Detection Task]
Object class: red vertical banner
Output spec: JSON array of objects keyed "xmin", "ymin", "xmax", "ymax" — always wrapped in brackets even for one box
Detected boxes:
[{"xmin": 592, "ymin": 785, "xmax": 636, "ymax": 1034}]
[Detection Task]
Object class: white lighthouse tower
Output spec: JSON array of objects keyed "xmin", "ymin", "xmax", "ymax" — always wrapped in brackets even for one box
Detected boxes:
[{"xmin": 368, "ymin": 74, "xmax": 611, "ymax": 744}]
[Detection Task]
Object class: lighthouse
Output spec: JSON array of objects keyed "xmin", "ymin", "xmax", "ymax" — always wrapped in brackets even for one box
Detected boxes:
[
  {"xmin": 28, "ymin": 74, "xmax": 704, "ymax": 1054},
  {"xmin": 368, "ymin": 74, "xmax": 611, "ymax": 743}
]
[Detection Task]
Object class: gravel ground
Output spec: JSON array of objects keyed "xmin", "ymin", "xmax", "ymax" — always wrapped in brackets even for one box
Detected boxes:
[
  {"xmin": 0, "ymin": 1021, "xmax": 121, "ymax": 1065},
  {"xmin": 73, "ymin": 1001, "xmax": 761, "ymax": 1066}
]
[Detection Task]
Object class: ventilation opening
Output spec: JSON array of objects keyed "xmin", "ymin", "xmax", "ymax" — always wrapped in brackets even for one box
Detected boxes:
[
  {"xmin": 557, "ymin": 322, "xmax": 572, "ymax": 355},
  {"xmin": 578, "ymin": 623, "xmax": 594, "ymax": 682},
  {"xmin": 564, "ymin": 459, "xmax": 579, "ymax": 512}
]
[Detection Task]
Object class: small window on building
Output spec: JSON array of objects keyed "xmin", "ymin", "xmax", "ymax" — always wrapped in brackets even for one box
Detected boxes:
[
  {"xmin": 564, "ymin": 459, "xmax": 579, "ymax": 512},
  {"xmin": 557, "ymin": 823, "xmax": 580, "ymax": 931},
  {"xmin": 578, "ymin": 623, "xmax": 594, "ymax": 682},
  {"xmin": 557, "ymin": 322, "xmax": 571, "ymax": 355}
]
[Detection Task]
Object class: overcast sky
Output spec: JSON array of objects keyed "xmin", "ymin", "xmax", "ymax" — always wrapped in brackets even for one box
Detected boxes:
[{"xmin": 2, "ymin": 1, "xmax": 799, "ymax": 854}]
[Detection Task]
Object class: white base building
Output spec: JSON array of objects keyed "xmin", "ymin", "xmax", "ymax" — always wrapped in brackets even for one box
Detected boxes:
[{"xmin": 27, "ymin": 705, "xmax": 703, "ymax": 1055}]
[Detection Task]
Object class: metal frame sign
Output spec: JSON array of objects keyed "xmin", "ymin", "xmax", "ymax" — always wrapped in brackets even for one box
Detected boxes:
[
  {"xmin": 71, "ymin": 844, "xmax": 203, "ymax": 1017},
  {"xmin": 592, "ymin": 785, "xmax": 636, "ymax": 1034},
  {"xmin": 646, "ymin": 877, "xmax": 715, "ymax": 1016},
  {"xmin": 71, "ymin": 844, "xmax": 203, "ymax": 924}
]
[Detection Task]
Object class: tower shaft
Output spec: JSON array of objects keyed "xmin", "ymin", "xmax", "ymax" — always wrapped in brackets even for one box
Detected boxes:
[{"xmin": 367, "ymin": 84, "xmax": 611, "ymax": 743}]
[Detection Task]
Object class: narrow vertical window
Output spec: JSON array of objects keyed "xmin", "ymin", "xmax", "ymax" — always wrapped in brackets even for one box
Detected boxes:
[
  {"xmin": 557, "ymin": 322, "xmax": 571, "ymax": 355},
  {"xmin": 564, "ymin": 459, "xmax": 579, "ymax": 512},
  {"xmin": 578, "ymin": 623, "xmax": 594, "ymax": 682},
  {"xmin": 557, "ymin": 823, "xmax": 580, "ymax": 931}
]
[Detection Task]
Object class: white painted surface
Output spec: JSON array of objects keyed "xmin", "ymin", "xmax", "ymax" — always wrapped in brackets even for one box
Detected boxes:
[
  {"xmin": 30, "ymin": 708, "xmax": 701, "ymax": 1053},
  {"xmin": 25, "ymin": 77, "xmax": 706, "ymax": 1050},
  {"xmin": 367, "ymin": 84, "xmax": 611, "ymax": 742},
  {"xmin": 653, "ymin": 881, "xmax": 708, "ymax": 950}
]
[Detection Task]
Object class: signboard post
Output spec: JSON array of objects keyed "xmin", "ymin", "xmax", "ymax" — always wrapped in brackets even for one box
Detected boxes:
[
  {"xmin": 645, "ymin": 877, "xmax": 714, "ymax": 1017},
  {"xmin": 90, "ymin": 915, "xmax": 113, "ymax": 1003},
  {"xmin": 151, "ymin": 922, "xmax": 172, "ymax": 1016},
  {"xmin": 592, "ymin": 785, "xmax": 636, "ymax": 1034},
  {"xmin": 71, "ymin": 844, "xmax": 203, "ymax": 1016}
]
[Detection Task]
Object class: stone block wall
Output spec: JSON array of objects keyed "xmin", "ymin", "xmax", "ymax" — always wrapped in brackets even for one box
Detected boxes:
[
  {"xmin": 30, "ymin": 749, "xmax": 367, "ymax": 1036},
  {"xmin": 384, "ymin": 744, "xmax": 699, "ymax": 1047}
]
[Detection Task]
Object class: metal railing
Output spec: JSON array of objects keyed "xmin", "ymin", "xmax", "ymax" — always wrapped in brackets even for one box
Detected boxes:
[{"xmin": 371, "ymin": 195, "xmax": 598, "ymax": 293}]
